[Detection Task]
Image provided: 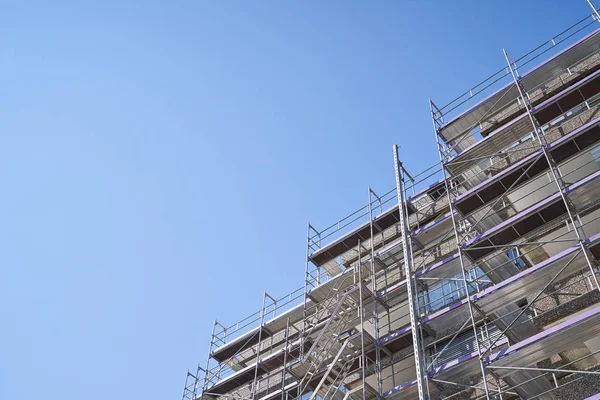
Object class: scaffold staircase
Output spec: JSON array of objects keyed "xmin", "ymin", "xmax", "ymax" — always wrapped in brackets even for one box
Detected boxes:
[
  {"xmin": 312, "ymin": 332, "xmax": 364, "ymax": 400},
  {"xmin": 296, "ymin": 292, "xmax": 358, "ymax": 396},
  {"xmin": 295, "ymin": 267, "xmax": 366, "ymax": 399}
]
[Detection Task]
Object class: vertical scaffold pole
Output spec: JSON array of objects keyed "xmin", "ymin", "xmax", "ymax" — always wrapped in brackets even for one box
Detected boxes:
[
  {"xmin": 368, "ymin": 188, "xmax": 383, "ymax": 397},
  {"xmin": 429, "ymin": 100, "xmax": 491, "ymax": 399},
  {"xmin": 393, "ymin": 144, "xmax": 425, "ymax": 400},
  {"xmin": 201, "ymin": 319, "xmax": 218, "ymax": 391},
  {"xmin": 302, "ymin": 222, "xmax": 311, "ymax": 360},
  {"xmin": 281, "ymin": 317, "xmax": 290, "ymax": 399},
  {"xmin": 251, "ymin": 292, "xmax": 267, "ymax": 400},
  {"xmin": 357, "ymin": 239, "xmax": 367, "ymax": 400}
]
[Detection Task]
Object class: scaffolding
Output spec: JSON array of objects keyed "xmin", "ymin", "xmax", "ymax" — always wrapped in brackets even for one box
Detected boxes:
[{"xmin": 184, "ymin": 3, "xmax": 600, "ymax": 399}]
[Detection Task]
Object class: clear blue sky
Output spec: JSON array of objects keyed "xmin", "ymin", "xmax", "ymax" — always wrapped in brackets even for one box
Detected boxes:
[{"xmin": 0, "ymin": 1, "xmax": 595, "ymax": 399}]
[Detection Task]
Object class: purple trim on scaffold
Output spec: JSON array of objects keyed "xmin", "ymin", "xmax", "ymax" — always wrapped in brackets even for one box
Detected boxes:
[
  {"xmin": 385, "ymin": 304, "xmax": 600, "ymax": 398},
  {"xmin": 386, "ymin": 303, "xmax": 600, "ymax": 398},
  {"xmin": 379, "ymin": 324, "xmax": 413, "ymax": 345},
  {"xmin": 415, "ymin": 253, "xmax": 460, "ymax": 278},
  {"xmin": 566, "ymin": 168, "xmax": 600, "ymax": 193},
  {"xmin": 413, "ymin": 211, "xmax": 453, "ymax": 236},
  {"xmin": 429, "ymin": 339, "xmax": 511, "ymax": 376},
  {"xmin": 407, "ymin": 179, "xmax": 446, "ymax": 202},
  {"xmin": 471, "ymin": 244, "xmax": 580, "ymax": 302},
  {"xmin": 532, "ymin": 66, "xmax": 600, "ymax": 112},
  {"xmin": 440, "ymin": 27, "xmax": 600, "ymax": 133},
  {"xmin": 446, "ymin": 112, "xmax": 529, "ymax": 164},
  {"xmin": 487, "ymin": 303, "xmax": 600, "ymax": 364},
  {"xmin": 454, "ymin": 150, "xmax": 541, "ymax": 204},
  {"xmin": 383, "ymin": 378, "xmax": 419, "ymax": 397},
  {"xmin": 384, "ymin": 338, "xmax": 511, "ymax": 397},
  {"xmin": 548, "ymin": 116, "xmax": 600, "ymax": 150},
  {"xmin": 456, "ymin": 114, "xmax": 600, "ymax": 206},
  {"xmin": 462, "ymin": 192, "xmax": 561, "ymax": 248}
]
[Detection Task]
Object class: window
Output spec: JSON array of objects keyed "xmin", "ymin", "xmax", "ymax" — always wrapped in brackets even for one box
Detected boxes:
[
  {"xmin": 418, "ymin": 266, "xmax": 490, "ymax": 315},
  {"xmin": 428, "ymin": 185, "xmax": 447, "ymax": 201},
  {"xmin": 507, "ymin": 247, "xmax": 526, "ymax": 269}
]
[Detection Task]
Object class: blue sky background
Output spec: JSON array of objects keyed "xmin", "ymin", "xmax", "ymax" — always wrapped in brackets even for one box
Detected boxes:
[{"xmin": 0, "ymin": 1, "xmax": 597, "ymax": 399}]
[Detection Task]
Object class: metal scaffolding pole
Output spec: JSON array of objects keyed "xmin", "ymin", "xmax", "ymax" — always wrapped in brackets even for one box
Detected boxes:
[
  {"xmin": 197, "ymin": 319, "xmax": 218, "ymax": 396},
  {"xmin": 303, "ymin": 222, "xmax": 314, "ymax": 361},
  {"xmin": 358, "ymin": 239, "xmax": 367, "ymax": 400},
  {"xmin": 367, "ymin": 188, "xmax": 383, "ymax": 398},
  {"xmin": 393, "ymin": 144, "xmax": 426, "ymax": 400},
  {"xmin": 251, "ymin": 292, "xmax": 268, "ymax": 400},
  {"xmin": 430, "ymin": 99, "xmax": 492, "ymax": 399},
  {"xmin": 281, "ymin": 317, "xmax": 290, "ymax": 400}
]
